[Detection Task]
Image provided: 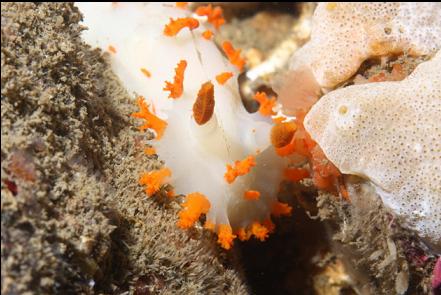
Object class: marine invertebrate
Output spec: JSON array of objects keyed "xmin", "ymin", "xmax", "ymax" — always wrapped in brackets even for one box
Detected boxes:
[
  {"xmin": 278, "ymin": 2, "xmax": 441, "ymax": 114},
  {"xmin": 78, "ymin": 3, "xmax": 288, "ymax": 249},
  {"xmin": 304, "ymin": 52, "xmax": 441, "ymax": 249}
]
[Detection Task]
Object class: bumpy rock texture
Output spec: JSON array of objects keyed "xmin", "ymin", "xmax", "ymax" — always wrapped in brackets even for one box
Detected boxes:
[{"xmin": 1, "ymin": 3, "xmax": 247, "ymax": 294}]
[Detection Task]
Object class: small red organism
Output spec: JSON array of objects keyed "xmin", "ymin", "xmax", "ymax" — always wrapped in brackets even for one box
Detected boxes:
[
  {"xmin": 3, "ymin": 179, "xmax": 18, "ymax": 195},
  {"xmin": 163, "ymin": 60, "xmax": 187, "ymax": 99}
]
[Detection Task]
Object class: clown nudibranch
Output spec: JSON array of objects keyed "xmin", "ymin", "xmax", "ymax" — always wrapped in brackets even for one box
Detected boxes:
[{"xmin": 77, "ymin": 2, "xmax": 294, "ymax": 249}]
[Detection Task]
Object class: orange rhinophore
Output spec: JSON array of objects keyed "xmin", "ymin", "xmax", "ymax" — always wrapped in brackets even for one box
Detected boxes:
[
  {"xmin": 140, "ymin": 67, "xmax": 151, "ymax": 78},
  {"xmin": 253, "ymin": 92, "xmax": 276, "ymax": 116},
  {"xmin": 195, "ymin": 4, "xmax": 225, "ymax": 29},
  {"xmin": 177, "ymin": 192, "xmax": 211, "ymax": 229},
  {"xmin": 244, "ymin": 190, "xmax": 260, "ymax": 200},
  {"xmin": 193, "ymin": 81, "xmax": 215, "ymax": 125},
  {"xmin": 164, "ymin": 17, "xmax": 199, "ymax": 37},
  {"xmin": 202, "ymin": 29, "xmax": 213, "ymax": 40},
  {"xmin": 217, "ymin": 224, "xmax": 236, "ymax": 249},
  {"xmin": 215, "ymin": 72, "xmax": 233, "ymax": 85},
  {"xmin": 284, "ymin": 167, "xmax": 310, "ymax": 182},
  {"xmin": 163, "ymin": 60, "xmax": 187, "ymax": 99},
  {"xmin": 175, "ymin": 2, "xmax": 188, "ymax": 9},
  {"xmin": 270, "ymin": 121, "xmax": 297, "ymax": 148},
  {"xmin": 224, "ymin": 155, "xmax": 256, "ymax": 184},
  {"xmin": 271, "ymin": 201, "xmax": 292, "ymax": 217},
  {"xmin": 108, "ymin": 45, "xmax": 117, "ymax": 54},
  {"xmin": 131, "ymin": 96, "xmax": 167, "ymax": 139},
  {"xmin": 139, "ymin": 168, "xmax": 171, "ymax": 197},
  {"xmin": 222, "ymin": 41, "xmax": 246, "ymax": 71},
  {"xmin": 251, "ymin": 222, "xmax": 269, "ymax": 241}
]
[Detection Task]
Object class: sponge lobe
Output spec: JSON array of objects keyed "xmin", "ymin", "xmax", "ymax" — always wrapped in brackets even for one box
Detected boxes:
[
  {"xmin": 290, "ymin": 2, "xmax": 441, "ymax": 89},
  {"xmin": 304, "ymin": 52, "xmax": 441, "ymax": 248}
]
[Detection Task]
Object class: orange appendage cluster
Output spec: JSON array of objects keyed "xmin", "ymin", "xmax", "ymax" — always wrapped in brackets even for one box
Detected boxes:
[
  {"xmin": 224, "ymin": 155, "xmax": 256, "ymax": 184},
  {"xmin": 222, "ymin": 41, "xmax": 246, "ymax": 71},
  {"xmin": 164, "ymin": 60, "xmax": 187, "ymax": 99},
  {"xmin": 217, "ymin": 224, "xmax": 236, "ymax": 250},
  {"xmin": 177, "ymin": 192, "xmax": 211, "ymax": 229},
  {"xmin": 195, "ymin": 4, "xmax": 225, "ymax": 29},
  {"xmin": 139, "ymin": 168, "xmax": 171, "ymax": 197},
  {"xmin": 236, "ymin": 218, "xmax": 276, "ymax": 242},
  {"xmin": 254, "ymin": 92, "xmax": 277, "ymax": 117},
  {"xmin": 202, "ymin": 29, "xmax": 213, "ymax": 40},
  {"xmin": 215, "ymin": 72, "xmax": 233, "ymax": 85},
  {"xmin": 131, "ymin": 96, "xmax": 167, "ymax": 139},
  {"xmin": 270, "ymin": 110, "xmax": 349, "ymax": 200},
  {"xmin": 164, "ymin": 17, "xmax": 199, "ymax": 37}
]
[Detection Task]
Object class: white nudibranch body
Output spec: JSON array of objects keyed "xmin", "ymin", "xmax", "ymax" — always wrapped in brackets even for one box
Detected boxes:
[{"xmin": 77, "ymin": 2, "xmax": 289, "ymax": 249}]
